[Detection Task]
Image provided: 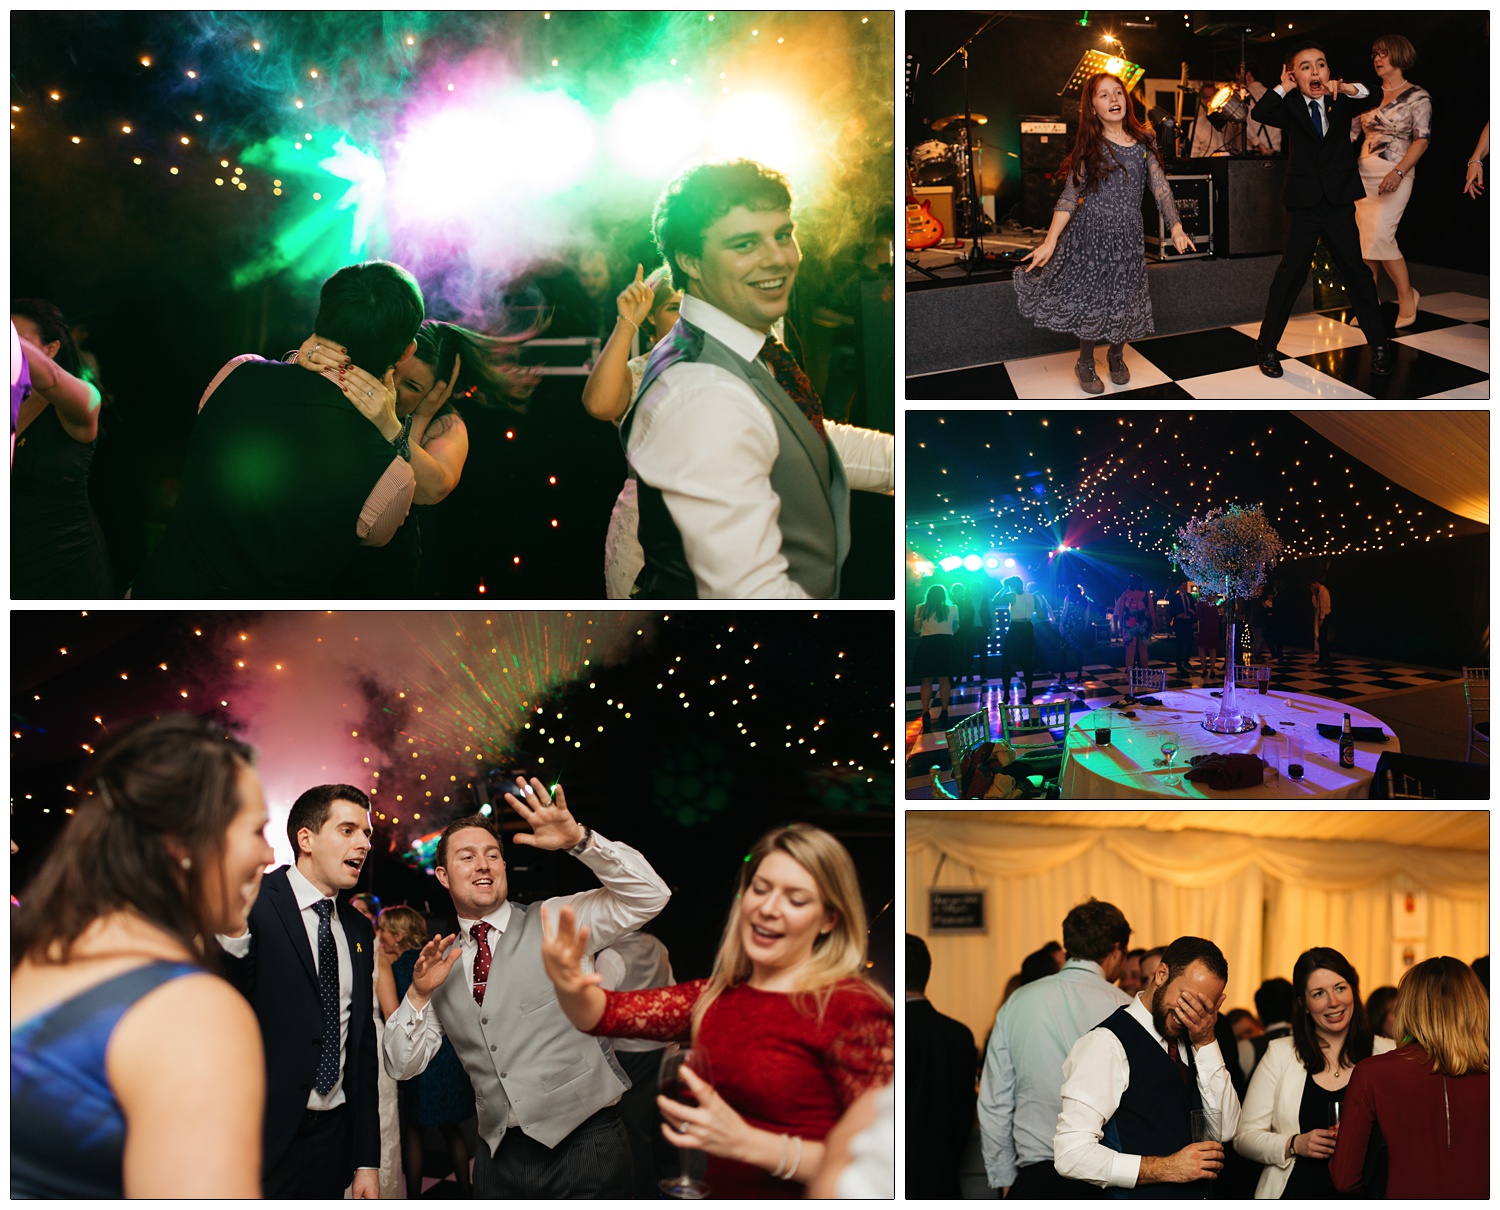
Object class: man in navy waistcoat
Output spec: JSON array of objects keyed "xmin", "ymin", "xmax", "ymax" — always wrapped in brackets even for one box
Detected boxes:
[{"xmin": 1052, "ymin": 936, "xmax": 1242, "ymax": 1198}]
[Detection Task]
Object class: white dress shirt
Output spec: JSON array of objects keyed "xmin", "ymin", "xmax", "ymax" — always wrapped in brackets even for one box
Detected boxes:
[
  {"xmin": 625, "ymin": 292, "xmax": 893, "ymax": 599},
  {"xmin": 383, "ymin": 830, "xmax": 667, "ymax": 1098},
  {"xmin": 1272, "ymin": 80, "xmax": 1370, "ymax": 124},
  {"xmin": 1053, "ymin": 990, "xmax": 1242, "ymax": 1190},
  {"xmin": 977, "ymin": 958, "xmax": 1133, "ymax": 1188},
  {"xmin": 218, "ymin": 863, "xmax": 356, "ymax": 1112}
]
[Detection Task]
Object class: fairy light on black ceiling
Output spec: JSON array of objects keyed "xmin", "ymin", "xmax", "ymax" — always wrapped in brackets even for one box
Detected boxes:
[
  {"xmin": 907, "ymin": 411, "xmax": 1484, "ymax": 564},
  {"xmin": 11, "ymin": 611, "xmax": 895, "ymax": 857}
]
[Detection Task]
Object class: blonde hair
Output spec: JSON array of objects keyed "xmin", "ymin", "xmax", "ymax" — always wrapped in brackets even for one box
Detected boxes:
[
  {"xmin": 1372, "ymin": 34, "xmax": 1417, "ymax": 72},
  {"xmin": 376, "ymin": 905, "xmax": 429, "ymax": 955},
  {"xmin": 1394, "ymin": 956, "xmax": 1489, "ymax": 1076},
  {"xmin": 690, "ymin": 824, "xmax": 890, "ymax": 1038}
]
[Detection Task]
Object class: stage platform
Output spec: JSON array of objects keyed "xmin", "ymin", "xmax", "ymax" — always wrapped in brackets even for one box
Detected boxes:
[{"xmin": 906, "ymin": 252, "xmax": 1313, "ymax": 375}]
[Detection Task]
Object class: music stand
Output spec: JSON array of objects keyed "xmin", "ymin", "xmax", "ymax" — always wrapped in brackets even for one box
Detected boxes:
[{"xmin": 1058, "ymin": 49, "xmax": 1146, "ymax": 97}]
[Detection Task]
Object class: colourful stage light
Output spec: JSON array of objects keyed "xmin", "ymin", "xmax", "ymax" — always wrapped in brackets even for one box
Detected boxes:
[
  {"xmin": 912, "ymin": 560, "xmax": 935, "ymax": 578},
  {"xmin": 606, "ymin": 82, "xmax": 704, "ymax": 179},
  {"xmin": 984, "ymin": 556, "xmax": 1000, "ymax": 569},
  {"xmin": 962, "ymin": 555, "xmax": 982, "ymax": 572},
  {"xmin": 709, "ymin": 92, "xmax": 809, "ymax": 179},
  {"xmin": 939, "ymin": 556, "xmax": 963, "ymax": 572},
  {"xmin": 1003, "ymin": 557, "xmax": 1016, "ymax": 568}
]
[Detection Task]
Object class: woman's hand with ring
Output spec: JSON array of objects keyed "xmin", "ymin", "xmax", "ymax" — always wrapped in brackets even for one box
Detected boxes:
[
  {"xmin": 1380, "ymin": 170, "xmax": 1402, "ymax": 194},
  {"xmin": 296, "ymin": 333, "xmax": 350, "ymax": 373},
  {"xmin": 338, "ymin": 362, "xmax": 402, "ymax": 441},
  {"xmin": 657, "ymin": 1064, "xmax": 757, "ymax": 1164}
]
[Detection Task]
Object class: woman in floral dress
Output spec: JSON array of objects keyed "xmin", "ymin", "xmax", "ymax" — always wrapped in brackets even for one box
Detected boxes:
[{"xmin": 1356, "ymin": 34, "xmax": 1432, "ymax": 328}]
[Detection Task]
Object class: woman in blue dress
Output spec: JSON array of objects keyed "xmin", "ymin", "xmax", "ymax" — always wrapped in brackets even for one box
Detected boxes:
[
  {"xmin": 11, "ymin": 715, "xmax": 273, "ymax": 1197},
  {"xmin": 1015, "ymin": 73, "xmax": 1196, "ymax": 395},
  {"xmin": 376, "ymin": 905, "xmax": 477, "ymax": 1197}
]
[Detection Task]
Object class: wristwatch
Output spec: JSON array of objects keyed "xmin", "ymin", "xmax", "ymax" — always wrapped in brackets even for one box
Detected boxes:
[
  {"xmin": 567, "ymin": 825, "xmax": 594, "ymax": 856},
  {"xmin": 389, "ymin": 413, "xmax": 414, "ymax": 462}
]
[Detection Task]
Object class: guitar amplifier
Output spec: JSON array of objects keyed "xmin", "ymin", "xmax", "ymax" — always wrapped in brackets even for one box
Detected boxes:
[
  {"xmin": 1020, "ymin": 116, "xmax": 1069, "ymax": 230},
  {"xmin": 1143, "ymin": 173, "xmax": 1213, "ymax": 260}
]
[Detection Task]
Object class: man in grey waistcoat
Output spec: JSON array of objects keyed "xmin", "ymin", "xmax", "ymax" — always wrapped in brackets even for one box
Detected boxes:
[
  {"xmin": 623, "ymin": 159, "xmax": 894, "ymax": 598},
  {"xmin": 383, "ymin": 778, "xmax": 671, "ymax": 1197}
]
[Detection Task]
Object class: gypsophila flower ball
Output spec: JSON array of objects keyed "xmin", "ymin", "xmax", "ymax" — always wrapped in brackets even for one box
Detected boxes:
[{"xmin": 1170, "ymin": 505, "xmax": 1283, "ymax": 603}]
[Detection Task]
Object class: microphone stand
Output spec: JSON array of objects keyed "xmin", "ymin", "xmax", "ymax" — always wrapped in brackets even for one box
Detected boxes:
[{"xmin": 932, "ymin": 13, "xmax": 1005, "ymax": 274}]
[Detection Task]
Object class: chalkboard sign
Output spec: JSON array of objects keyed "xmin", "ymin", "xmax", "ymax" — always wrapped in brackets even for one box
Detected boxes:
[{"xmin": 929, "ymin": 888, "xmax": 986, "ymax": 934}]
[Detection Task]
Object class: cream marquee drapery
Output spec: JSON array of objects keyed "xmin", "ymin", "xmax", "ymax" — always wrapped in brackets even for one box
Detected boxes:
[
  {"xmin": 907, "ymin": 811, "xmax": 1488, "ymax": 1041},
  {"xmin": 1292, "ymin": 411, "xmax": 1489, "ymax": 526}
]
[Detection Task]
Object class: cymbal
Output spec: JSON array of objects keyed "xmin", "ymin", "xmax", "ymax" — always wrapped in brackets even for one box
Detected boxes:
[{"xmin": 931, "ymin": 113, "xmax": 988, "ymax": 132}]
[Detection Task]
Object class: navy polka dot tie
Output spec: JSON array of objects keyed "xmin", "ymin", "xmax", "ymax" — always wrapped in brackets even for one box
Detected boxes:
[
  {"xmin": 761, "ymin": 337, "xmax": 827, "ymax": 444},
  {"xmin": 471, "ymin": 921, "xmax": 493, "ymax": 1006},
  {"xmin": 313, "ymin": 899, "xmax": 340, "ymax": 1096}
]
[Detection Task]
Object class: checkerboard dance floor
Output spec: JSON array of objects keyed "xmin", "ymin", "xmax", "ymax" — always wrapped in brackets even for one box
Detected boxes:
[
  {"xmin": 904, "ymin": 648, "xmax": 1458, "ymax": 794},
  {"xmin": 907, "ymin": 292, "xmax": 1488, "ymax": 401}
]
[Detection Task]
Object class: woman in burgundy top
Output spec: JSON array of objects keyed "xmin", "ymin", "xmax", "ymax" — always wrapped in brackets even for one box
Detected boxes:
[
  {"xmin": 1329, "ymin": 956, "xmax": 1489, "ymax": 1199},
  {"xmin": 539, "ymin": 823, "xmax": 894, "ymax": 1198}
]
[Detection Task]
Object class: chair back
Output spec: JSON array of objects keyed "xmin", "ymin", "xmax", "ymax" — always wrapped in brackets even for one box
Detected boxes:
[
  {"xmin": 1232, "ymin": 665, "xmax": 1271, "ymax": 689},
  {"xmin": 1463, "ymin": 667, "xmax": 1489, "ymax": 760},
  {"xmin": 1127, "ymin": 666, "xmax": 1167, "ymax": 695},
  {"xmin": 1371, "ymin": 750, "xmax": 1489, "ymax": 800},
  {"xmin": 946, "ymin": 711, "xmax": 992, "ymax": 783},
  {"xmin": 1001, "ymin": 699, "xmax": 1072, "ymax": 748}
]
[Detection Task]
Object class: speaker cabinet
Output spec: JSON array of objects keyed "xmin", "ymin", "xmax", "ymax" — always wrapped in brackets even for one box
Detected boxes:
[{"xmin": 1020, "ymin": 116, "xmax": 1069, "ymax": 230}]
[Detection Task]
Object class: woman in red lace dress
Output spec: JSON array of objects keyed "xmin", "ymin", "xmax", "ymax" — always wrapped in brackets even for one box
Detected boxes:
[{"xmin": 540, "ymin": 823, "xmax": 893, "ymax": 1198}]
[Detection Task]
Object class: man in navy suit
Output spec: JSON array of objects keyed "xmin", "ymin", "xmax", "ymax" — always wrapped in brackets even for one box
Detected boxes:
[
  {"xmin": 905, "ymin": 934, "xmax": 977, "ymax": 1199},
  {"xmin": 1253, "ymin": 43, "xmax": 1394, "ymax": 378},
  {"xmin": 219, "ymin": 784, "xmax": 380, "ymax": 1198}
]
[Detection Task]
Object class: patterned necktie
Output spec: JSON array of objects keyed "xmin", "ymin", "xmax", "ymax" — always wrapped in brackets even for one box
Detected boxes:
[
  {"xmin": 1309, "ymin": 98, "xmax": 1324, "ymax": 138},
  {"xmin": 1170, "ymin": 1038, "xmax": 1191, "ymax": 1086},
  {"xmin": 313, "ymin": 900, "xmax": 340, "ymax": 1096},
  {"xmin": 760, "ymin": 337, "xmax": 827, "ymax": 444},
  {"xmin": 471, "ymin": 921, "xmax": 493, "ymax": 1006}
]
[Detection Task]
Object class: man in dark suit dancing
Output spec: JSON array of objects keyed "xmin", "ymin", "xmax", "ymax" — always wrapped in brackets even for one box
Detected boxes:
[
  {"xmin": 219, "ymin": 784, "xmax": 380, "ymax": 1198},
  {"xmin": 905, "ymin": 934, "xmax": 978, "ymax": 1199},
  {"xmin": 1253, "ymin": 43, "xmax": 1394, "ymax": 378}
]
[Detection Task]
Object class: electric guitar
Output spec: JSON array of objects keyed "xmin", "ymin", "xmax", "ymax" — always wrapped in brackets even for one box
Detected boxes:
[{"xmin": 906, "ymin": 164, "xmax": 944, "ymax": 251}]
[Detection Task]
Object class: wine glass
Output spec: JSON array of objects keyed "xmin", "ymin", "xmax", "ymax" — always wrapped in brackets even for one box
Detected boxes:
[
  {"xmin": 1159, "ymin": 730, "xmax": 1181, "ymax": 786},
  {"xmin": 658, "ymin": 1046, "xmax": 713, "ymax": 1199}
]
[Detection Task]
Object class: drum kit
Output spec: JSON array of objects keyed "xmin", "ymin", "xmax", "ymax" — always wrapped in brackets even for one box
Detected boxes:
[{"xmin": 909, "ymin": 112, "xmax": 991, "ymax": 244}]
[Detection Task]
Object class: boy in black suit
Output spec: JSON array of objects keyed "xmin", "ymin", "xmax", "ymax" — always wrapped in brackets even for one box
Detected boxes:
[
  {"xmin": 1253, "ymin": 42, "xmax": 1393, "ymax": 377},
  {"xmin": 219, "ymin": 785, "xmax": 381, "ymax": 1198}
]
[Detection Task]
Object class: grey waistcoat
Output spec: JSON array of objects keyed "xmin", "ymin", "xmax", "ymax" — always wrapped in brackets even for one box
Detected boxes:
[
  {"xmin": 430, "ymin": 901, "xmax": 629, "ymax": 1153},
  {"xmin": 623, "ymin": 320, "xmax": 851, "ymax": 598}
]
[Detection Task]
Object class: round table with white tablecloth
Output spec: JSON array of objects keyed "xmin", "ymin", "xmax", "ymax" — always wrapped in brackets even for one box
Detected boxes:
[{"xmin": 1058, "ymin": 687, "xmax": 1400, "ymax": 799}]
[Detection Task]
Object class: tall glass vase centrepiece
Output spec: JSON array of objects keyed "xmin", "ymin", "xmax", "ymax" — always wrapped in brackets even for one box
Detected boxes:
[{"xmin": 1170, "ymin": 506, "xmax": 1282, "ymax": 738}]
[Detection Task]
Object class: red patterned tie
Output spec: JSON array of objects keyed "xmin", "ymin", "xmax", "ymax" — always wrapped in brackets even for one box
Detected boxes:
[
  {"xmin": 471, "ymin": 921, "xmax": 492, "ymax": 1006},
  {"xmin": 760, "ymin": 337, "xmax": 827, "ymax": 444},
  {"xmin": 1170, "ymin": 1039, "xmax": 1191, "ymax": 1085}
]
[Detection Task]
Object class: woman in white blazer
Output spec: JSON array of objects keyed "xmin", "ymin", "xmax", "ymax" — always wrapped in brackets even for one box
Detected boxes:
[{"xmin": 1234, "ymin": 948, "xmax": 1396, "ymax": 1198}]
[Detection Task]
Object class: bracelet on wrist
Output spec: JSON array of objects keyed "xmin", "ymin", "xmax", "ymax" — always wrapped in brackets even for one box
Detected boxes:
[
  {"xmin": 770, "ymin": 1133, "xmax": 790, "ymax": 1179},
  {"xmin": 618, "ymin": 315, "xmax": 639, "ymax": 333}
]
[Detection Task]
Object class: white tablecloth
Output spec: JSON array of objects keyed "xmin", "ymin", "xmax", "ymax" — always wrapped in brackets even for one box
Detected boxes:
[{"xmin": 1058, "ymin": 688, "xmax": 1400, "ymax": 800}]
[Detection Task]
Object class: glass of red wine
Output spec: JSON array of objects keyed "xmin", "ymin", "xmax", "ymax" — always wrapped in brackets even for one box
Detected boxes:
[{"xmin": 659, "ymin": 1046, "xmax": 713, "ymax": 1199}]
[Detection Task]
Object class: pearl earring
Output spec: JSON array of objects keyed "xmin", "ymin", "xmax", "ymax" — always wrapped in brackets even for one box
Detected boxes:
[{"xmin": 180, "ymin": 857, "xmax": 192, "ymax": 871}]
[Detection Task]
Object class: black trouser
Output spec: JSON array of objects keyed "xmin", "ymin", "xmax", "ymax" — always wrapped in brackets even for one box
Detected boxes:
[
  {"xmin": 1000, "ymin": 620, "xmax": 1036, "ymax": 697},
  {"xmin": 1317, "ymin": 614, "xmax": 1334, "ymax": 665},
  {"xmin": 474, "ymin": 1106, "xmax": 633, "ymax": 1199},
  {"xmin": 266, "ymin": 1104, "xmax": 352, "ymax": 1199},
  {"xmin": 1173, "ymin": 618, "xmax": 1196, "ymax": 668},
  {"xmin": 1260, "ymin": 202, "xmax": 1386, "ymax": 349},
  {"xmin": 1008, "ymin": 1160, "xmax": 1106, "ymax": 1198}
]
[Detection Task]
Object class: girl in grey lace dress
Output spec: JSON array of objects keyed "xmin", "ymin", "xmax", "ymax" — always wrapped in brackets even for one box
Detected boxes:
[{"xmin": 1015, "ymin": 73, "xmax": 1195, "ymax": 394}]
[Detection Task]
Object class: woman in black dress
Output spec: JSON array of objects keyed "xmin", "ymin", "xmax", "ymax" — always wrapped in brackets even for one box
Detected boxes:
[
  {"xmin": 11, "ymin": 298, "xmax": 114, "ymax": 597},
  {"xmin": 1015, "ymin": 73, "xmax": 1196, "ymax": 395},
  {"xmin": 296, "ymin": 320, "xmax": 538, "ymax": 594}
]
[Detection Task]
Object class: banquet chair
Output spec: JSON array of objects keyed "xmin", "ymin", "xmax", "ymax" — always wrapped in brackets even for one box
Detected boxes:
[
  {"xmin": 1371, "ymin": 751, "xmax": 1490, "ymax": 800},
  {"xmin": 945, "ymin": 710, "xmax": 992, "ymax": 786},
  {"xmin": 1000, "ymin": 700, "xmax": 1072, "ymax": 750},
  {"xmin": 1233, "ymin": 665, "xmax": 1271, "ymax": 691},
  {"xmin": 1463, "ymin": 667, "xmax": 1488, "ymax": 761},
  {"xmin": 1127, "ymin": 666, "xmax": 1167, "ymax": 696}
]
